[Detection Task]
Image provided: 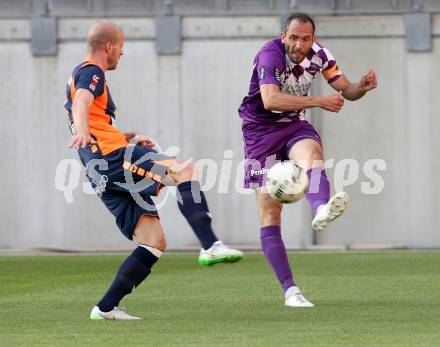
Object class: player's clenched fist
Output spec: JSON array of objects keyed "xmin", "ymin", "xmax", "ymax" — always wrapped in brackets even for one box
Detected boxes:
[
  {"xmin": 69, "ymin": 132, "xmax": 97, "ymax": 149},
  {"xmin": 318, "ymin": 92, "xmax": 345, "ymax": 113},
  {"xmin": 359, "ymin": 69, "xmax": 377, "ymax": 92}
]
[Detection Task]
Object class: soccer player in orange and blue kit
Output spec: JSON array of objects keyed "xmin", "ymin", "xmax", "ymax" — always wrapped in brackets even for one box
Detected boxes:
[{"xmin": 64, "ymin": 20, "xmax": 242, "ymax": 320}]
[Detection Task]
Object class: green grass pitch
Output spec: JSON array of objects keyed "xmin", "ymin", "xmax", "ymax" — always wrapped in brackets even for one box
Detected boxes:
[{"xmin": 1, "ymin": 251, "xmax": 440, "ymax": 346}]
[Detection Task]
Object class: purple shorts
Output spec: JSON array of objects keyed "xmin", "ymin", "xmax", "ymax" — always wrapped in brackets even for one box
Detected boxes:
[{"xmin": 242, "ymin": 120, "xmax": 322, "ymax": 189}]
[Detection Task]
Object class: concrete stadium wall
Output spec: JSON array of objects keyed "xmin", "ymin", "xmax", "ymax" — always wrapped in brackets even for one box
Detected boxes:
[{"xmin": 0, "ymin": 14, "xmax": 439, "ymax": 250}]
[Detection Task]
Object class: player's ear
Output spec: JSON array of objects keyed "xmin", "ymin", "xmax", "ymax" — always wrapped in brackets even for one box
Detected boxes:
[
  {"xmin": 105, "ymin": 42, "xmax": 112, "ymax": 53},
  {"xmin": 280, "ymin": 31, "xmax": 286, "ymax": 43}
]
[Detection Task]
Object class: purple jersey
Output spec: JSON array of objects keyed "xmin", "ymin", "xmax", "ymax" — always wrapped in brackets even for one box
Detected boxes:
[{"xmin": 239, "ymin": 38, "xmax": 342, "ymax": 125}]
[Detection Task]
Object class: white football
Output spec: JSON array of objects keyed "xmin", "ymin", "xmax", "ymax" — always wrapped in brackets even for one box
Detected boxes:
[{"xmin": 266, "ymin": 162, "xmax": 309, "ymax": 203}]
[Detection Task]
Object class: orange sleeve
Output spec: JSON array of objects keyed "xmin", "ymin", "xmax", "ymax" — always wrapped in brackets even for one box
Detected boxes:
[{"xmin": 322, "ymin": 64, "xmax": 342, "ymax": 81}]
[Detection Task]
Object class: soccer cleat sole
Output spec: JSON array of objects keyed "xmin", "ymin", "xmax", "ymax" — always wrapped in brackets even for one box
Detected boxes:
[
  {"xmin": 198, "ymin": 254, "xmax": 243, "ymax": 266},
  {"xmin": 312, "ymin": 192, "xmax": 348, "ymax": 232}
]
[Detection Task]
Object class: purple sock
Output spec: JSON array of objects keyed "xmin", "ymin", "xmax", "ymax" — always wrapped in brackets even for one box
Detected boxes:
[
  {"xmin": 306, "ymin": 167, "xmax": 330, "ymax": 216},
  {"xmin": 260, "ymin": 225, "xmax": 295, "ymax": 293}
]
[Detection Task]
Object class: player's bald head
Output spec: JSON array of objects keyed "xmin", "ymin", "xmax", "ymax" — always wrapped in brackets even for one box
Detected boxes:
[{"xmin": 87, "ymin": 20, "xmax": 123, "ymax": 52}]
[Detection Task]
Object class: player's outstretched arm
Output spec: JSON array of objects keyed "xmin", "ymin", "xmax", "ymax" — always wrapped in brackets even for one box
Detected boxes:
[
  {"xmin": 261, "ymin": 84, "xmax": 320, "ymax": 111},
  {"xmin": 260, "ymin": 84, "xmax": 344, "ymax": 113},
  {"xmin": 69, "ymin": 89, "xmax": 97, "ymax": 149},
  {"xmin": 330, "ymin": 69, "xmax": 377, "ymax": 101}
]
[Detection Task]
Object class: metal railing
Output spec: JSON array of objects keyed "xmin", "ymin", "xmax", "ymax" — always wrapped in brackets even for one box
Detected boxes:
[{"xmin": 0, "ymin": 0, "xmax": 438, "ymax": 17}]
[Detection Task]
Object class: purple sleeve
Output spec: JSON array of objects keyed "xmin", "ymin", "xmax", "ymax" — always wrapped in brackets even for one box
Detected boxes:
[
  {"xmin": 256, "ymin": 49, "xmax": 284, "ymax": 86},
  {"xmin": 74, "ymin": 65, "xmax": 105, "ymax": 97}
]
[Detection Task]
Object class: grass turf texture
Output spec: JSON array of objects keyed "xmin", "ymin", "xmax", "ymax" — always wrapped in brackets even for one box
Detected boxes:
[{"xmin": 1, "ymin": 251, "xmax": 440, "ymax": 346}]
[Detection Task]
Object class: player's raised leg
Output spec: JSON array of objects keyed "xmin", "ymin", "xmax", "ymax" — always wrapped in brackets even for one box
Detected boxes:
[
  {"xmin": 163, "ymin": 159, "xmax": 243, "ymax": 266},
  {"xmin": 90, "ymin": 215, "xmax": 165, "ymax": 320},
  {"xmin": 288, "ymin": 139, "xmax": 348, "ymax": 231},
  {"xmin": 256, "ymin": 189, "xmax": 314, "ymax": 307}
]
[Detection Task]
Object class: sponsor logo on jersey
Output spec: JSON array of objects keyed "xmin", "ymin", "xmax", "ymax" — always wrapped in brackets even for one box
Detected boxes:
[
  {"xmin": 89, "ymin": 74, "xmax": 100, "ymax": 91},
  {"xmin": 251, "ymin": 168, "xmax": 270, "ymax": 176},
  {"xmin": 258, "ymin": 67, "xmax": 265, "ymax": 80},
  {"xmin": 274, "ymin": 67, "xmax": 281, "ymax": 81},
  {"xmin": 281, "ymin": 81, "xmax": 311, "ymax": 96}
]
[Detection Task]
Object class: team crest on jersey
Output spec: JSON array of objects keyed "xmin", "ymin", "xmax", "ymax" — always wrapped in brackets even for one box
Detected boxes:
[
  {"xmin": 258, "ymin": 67, "xmax": 265, "ymax": 80},
  {"xmin": 306, "ymin": 62, "xmax": 320, "ymax": 75}
]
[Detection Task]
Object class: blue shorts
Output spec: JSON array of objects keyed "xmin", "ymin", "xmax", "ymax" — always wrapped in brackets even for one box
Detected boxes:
[{"xmin": 78, "ymin": 144, "xmax": 173, "ymax": 240}]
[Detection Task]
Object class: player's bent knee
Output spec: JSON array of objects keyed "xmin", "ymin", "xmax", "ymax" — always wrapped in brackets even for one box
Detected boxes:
[
  {"xmin": 138, "ymin": 233, "xmax": 167, "ymax": 252},
  {"xmin": 170, "ymin": 162, "xmax": 198, "ymax": 184},
  {"xmin": 289, "ymin": 139, "xmax": 324, "ymax": 168},
  {"xmin": 182, "ymin": 163, "xmax": 198, "ymax": 180},
  {"xmin": 155, "ymin": 237, "xmax": 167, "ymax": 252},
  {"xmin": 133, "ymin": 215, "xmax": 167, "ymax": 251},
  {"xmin": 296, "ymin": 149, "xmax": 324, "ymax": 170},
  {"xmin": 309, "ymin": 148, "xmax": 323, "ymax": 163}
]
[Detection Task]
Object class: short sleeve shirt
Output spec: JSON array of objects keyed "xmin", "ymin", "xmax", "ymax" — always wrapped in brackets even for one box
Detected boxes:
[{"xmin": 239, "ymin": 38, "xmax": 342, "ymax": 125}]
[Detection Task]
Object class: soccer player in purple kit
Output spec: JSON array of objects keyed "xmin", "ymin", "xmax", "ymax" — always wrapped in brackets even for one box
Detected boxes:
[{"xmin": 239, "ymin": 13, "xmax": 377, "ymax": 307}]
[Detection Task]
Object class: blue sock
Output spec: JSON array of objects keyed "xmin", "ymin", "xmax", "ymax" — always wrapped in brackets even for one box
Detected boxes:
[
  {"xmin": 97, "ymin": 246, "xmax": 158, "ymax": 312},
  {"xmin": 176, "ymin": 181, "xmax": 218, "ymax": 250}
]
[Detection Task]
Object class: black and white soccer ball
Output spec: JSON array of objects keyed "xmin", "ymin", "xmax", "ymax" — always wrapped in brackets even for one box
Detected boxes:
[{"xmin": 266, "ymin": 162, "xmax": 309, "ymax": 203}]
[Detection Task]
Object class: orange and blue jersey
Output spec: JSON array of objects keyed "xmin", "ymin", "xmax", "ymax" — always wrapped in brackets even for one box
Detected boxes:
[
  {"xmin": 63, "ymin": 61, "xmax": 175, "ymax": 239},
  {"xmin": 64, "ymin": 61, "xmax": 128, "ymax": 156}
]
